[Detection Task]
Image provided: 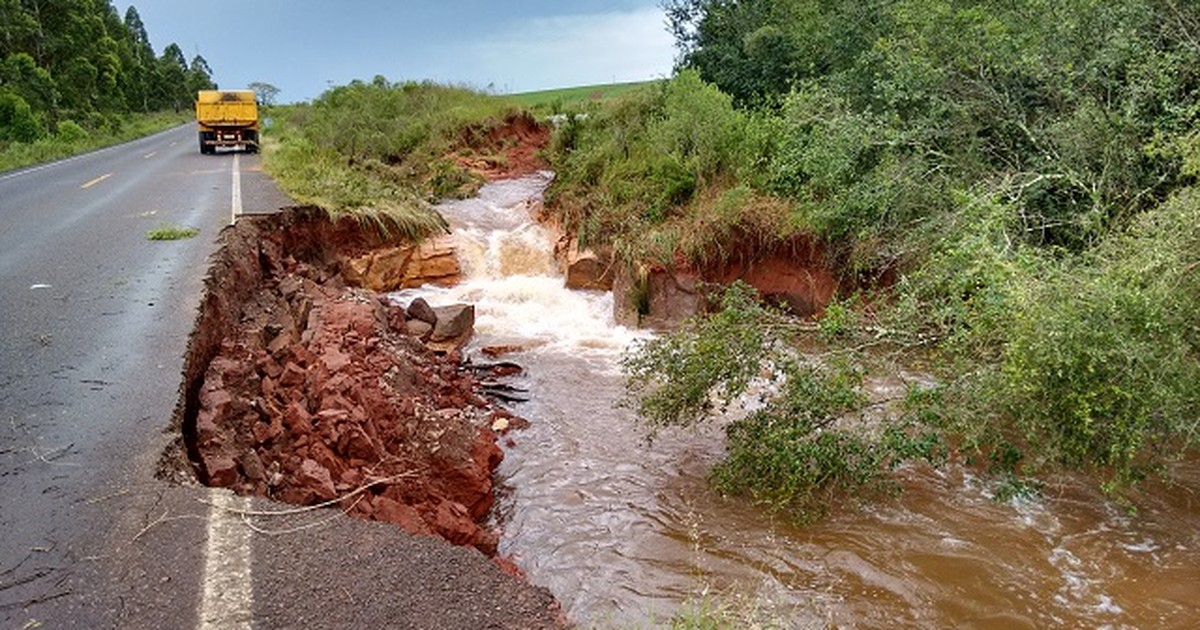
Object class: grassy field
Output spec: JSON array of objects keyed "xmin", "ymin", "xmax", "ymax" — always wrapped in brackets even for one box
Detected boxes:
[{"xmin": 505, "ymin": 80, "xmax": 658, "ymax": 107}]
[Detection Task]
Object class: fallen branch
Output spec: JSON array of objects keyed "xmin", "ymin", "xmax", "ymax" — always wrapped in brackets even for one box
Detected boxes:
[{"xmin": 239, "ymin": 495, "xmax": 366, "ymax": 536}]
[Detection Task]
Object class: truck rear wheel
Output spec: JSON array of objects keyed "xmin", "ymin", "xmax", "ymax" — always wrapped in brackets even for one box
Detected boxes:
[{"xmin": 200, "ymin": 131, "xmax": 220, "ymax": 154}]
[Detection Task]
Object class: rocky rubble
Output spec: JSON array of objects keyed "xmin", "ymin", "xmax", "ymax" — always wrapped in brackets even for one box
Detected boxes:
[{"xmin": 166, "ymin": 208, "xmax": 518, "ymax": 555}]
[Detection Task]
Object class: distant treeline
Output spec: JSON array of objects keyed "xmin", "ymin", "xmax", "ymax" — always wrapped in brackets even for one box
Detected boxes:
[{"xmin": 0, "ymin": 0, "xmax": 216, "ymax": 143}]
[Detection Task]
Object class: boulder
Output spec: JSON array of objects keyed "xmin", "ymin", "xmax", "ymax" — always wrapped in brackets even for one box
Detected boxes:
[
  {"xmin": 373, "ymin": 497, "xmax": 433, "ymax": 536},
  {"xmin": 611, "ymin": 245, "xmax": 839, "ymax": 328},
  {"xmin": 613, "ymin": 265, "xmax": 704, "ymax": 330},
  {"xmin": 404, "ymin": 236, "xmax": 461, "ymax": 287},
  {"xmin": 430, "ymin": 304, "xmax": 475, "ymax": 341},
  {"xmin": 431, "ymin": 500, "xmax": 498, "ymax": 554},
  {"xmin": 336, "ymin": 425, "xmax": 379, "ymax": 461},
  {"xmin": 427, "ymin": 304, "xmax": 475, "ymax": 351},
  {"xmin": 196, "ymin": 388, "xmax": 233, "ymax": 443},
  {"xmin": 240, "ymin": 449, "xmax": 267, "ymax": 482},
  {"xmin": 405, "ymin": 319, "xmax": 434, "ymax": 342},
  {"xmin": 342, "ymin": 246, "xmax": 413, "ymax": 291},
  {"xmin": 562, "ymin": 239, "xmax": 613, "ymax": 291},
  {"xmin": 406, "ymin": 297, "xmax": 438, "ymax": 325}
]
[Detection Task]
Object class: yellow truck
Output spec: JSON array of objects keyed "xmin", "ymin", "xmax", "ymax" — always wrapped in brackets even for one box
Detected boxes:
[{"xmin": 195, "ymin": 90, "xmax": 259, "ymax": 154}]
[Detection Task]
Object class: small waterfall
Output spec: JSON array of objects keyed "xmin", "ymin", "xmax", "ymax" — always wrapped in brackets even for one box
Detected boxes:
[{"xmin": 393, "ymin": 172, "xmax": 641, "ymax": 359}]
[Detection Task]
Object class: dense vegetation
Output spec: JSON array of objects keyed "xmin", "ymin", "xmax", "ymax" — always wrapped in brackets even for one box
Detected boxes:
[
  {"xmin": 544, "ymin": 0, "xmax": 1200, "ymax": 518},
  {"xmin": 263, "ymin": 77, "xmax": 523, "ymax": 238},
  {"xmin": 0, "ymin": 0, "xmax": 215, "ymax": 169}
]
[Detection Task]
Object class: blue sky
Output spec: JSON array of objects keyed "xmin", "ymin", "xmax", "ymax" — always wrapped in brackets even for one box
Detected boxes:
[{"xmin": 119, "ymin": 1, "xmax": 678, "ymax": 103}]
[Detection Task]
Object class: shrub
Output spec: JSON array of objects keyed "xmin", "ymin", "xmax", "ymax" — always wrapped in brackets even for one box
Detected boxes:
[
  {"xmin": 55, "ymin": 119, "xmax": 89, "ymax": 143},
  {"xmin": 998, "ymin": 189, "xmax": 1200, "ymax": 490},
  {"xmin": 622, "ymin": 282, "xmax": 770, "ymax": 431},
  {"xmin": 0, "ymin": 91, "xmax": 43, "ymax": 143},
  {"xmin": 624, "ymin": 283, "xmax": 945, "ymax": 522}
]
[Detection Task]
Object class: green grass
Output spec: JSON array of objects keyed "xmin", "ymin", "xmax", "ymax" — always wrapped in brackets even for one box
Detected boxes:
[
  {"xmin": 0, "ymin": 111, "xmax": 192, "ymax": 173},
  {"xmin": 146, "ymin": 224, "xmax": 200, "ymax": 241},
  {"xmin": 260, "ymin": 80, "xmax": 520, "ymax": 241},
  {"xmin": 505, "ymin": 80, "xmax": 658, "ymax": 107}
]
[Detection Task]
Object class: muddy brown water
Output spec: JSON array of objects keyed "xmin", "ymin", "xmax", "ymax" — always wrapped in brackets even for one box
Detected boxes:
[{"xmin": 394, "ymin": 174, "xmax": 1200, "ymax": 628}]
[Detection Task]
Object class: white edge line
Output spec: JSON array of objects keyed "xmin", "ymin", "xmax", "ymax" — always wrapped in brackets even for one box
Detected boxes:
[
  {"xmin": 198, "ymin": 489, "xmax": 254, "ymax": 629},
  {"xmin": 231, "ymin": 152, "xmax": 242, "ymax": 224}
]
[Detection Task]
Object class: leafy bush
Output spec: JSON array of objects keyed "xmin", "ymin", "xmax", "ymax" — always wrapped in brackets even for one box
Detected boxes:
[
  {"xmin": 998, "ymin": 189, "xmax": 1200, "ymax": 490},
  {"xmin": 0, "ymin": 91, "xmax": 43, "ymax": 143},
  {"xmin": 547, "ymin": 72, "xmax": 784, "ymax": 267},
  {"xmin": 624, "ymin": 283, "xmax": 945, "ymax": 522},
  {"xmin": 55, "ymin": 119, "xmax": 89, "ymax": 143},
  {"xmin": 623, "ymin": 283, "xmax": 769, "ymax": 431},
  {"xmin": 0, "ymin": 110, "xmax": 188, "ymax": 173},
  {"xmin": 610, "ymin": 0, "xmax": 1200, "ymax": 521}
]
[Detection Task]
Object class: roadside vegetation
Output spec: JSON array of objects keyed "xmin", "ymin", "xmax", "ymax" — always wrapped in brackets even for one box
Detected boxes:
[
  {"xmin": 542, "ymin": 0, "xmax": 1200, "ymax": 520},
  {"xmin": 0, "ymin": 1, "xmax": 216, "ymax": 172},
  {"xmin": 1, "ymin": 110, "xmax": 190, "ymax": 172},
  {"xmin": 262, "ymin": 77, "xmax": 524, "ymax": 239}
]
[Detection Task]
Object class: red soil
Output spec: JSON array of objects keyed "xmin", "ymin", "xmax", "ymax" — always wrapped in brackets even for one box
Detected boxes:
[
  {"xmin": 454, "ymin": 112, "xmax": 551, "ymax": 180},
  {"xmin": 165, "ymin": 209, "xmax": 508, "ymax": 554}
]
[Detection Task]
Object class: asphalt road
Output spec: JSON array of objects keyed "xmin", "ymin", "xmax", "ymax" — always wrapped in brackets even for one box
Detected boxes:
[{"xmin": 0, "ymin": 125, "xmax": 560, "ymax": 629}]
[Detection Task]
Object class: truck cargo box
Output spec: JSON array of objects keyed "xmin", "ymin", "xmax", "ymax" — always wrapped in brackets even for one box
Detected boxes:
[{"xmin": 195, "ymin": 90, "xmax": 259, "ymax": 154}]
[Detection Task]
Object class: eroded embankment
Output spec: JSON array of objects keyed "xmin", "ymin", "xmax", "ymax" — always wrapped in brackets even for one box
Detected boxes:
[{"xmin": 159, "ymin": 208, "xmax": 520, "ymax": 555}]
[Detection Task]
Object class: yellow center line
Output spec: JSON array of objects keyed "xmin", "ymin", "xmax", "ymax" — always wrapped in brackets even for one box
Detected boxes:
[
  {"xmin": 80, "ymin": 173, "xmax": 113, "ymax": 189},
  {"xmin": 143, "ymin": 151, "xmax": 157, "ymax": 159}
]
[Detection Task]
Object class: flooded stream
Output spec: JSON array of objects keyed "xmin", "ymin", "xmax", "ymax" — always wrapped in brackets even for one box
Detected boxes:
[{"xmin": 394, "ymin": 174, "xmax": 1200, "ymax": 628}]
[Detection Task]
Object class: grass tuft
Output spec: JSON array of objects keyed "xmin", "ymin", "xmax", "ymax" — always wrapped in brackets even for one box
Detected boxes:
[{"xmin": 146, "ymin": 224, "xmax": 200, "ymax": 241}]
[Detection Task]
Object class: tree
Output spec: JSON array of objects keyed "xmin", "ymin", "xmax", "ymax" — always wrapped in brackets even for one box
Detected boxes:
[
  {"xmin": 247, "ymin": 81, "xmax": 279, "ymax": 108},
  {"xmin": 1, "ymin": 52, "xmax": 56, "ymax": 111},
  {"xmin": 155, "ymin": 42, "xmax": 189, "ymax": 111},
  {"xmin": 0, "ymin": 0, "xmax": 217, "ymax": 131},
  {"xmin": 186, "ymin": 53, "xmax": 216, "ymax": 95},
  {"xmin": 122, "ymin": 5, "xmax": 155, "ymax": 111},
  {"xmin": 0, "ymin": 0, "xmax": 38, "ymax": 59}
]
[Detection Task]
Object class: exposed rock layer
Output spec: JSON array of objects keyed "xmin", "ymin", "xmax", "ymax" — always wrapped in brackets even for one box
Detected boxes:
[
  {"xmin": 164, "ymin": 208, "xmax": 509, "ymax": 554},
  {"xmin": 610, "ymin": 237, "xmax": 840, "ymax": 329}
]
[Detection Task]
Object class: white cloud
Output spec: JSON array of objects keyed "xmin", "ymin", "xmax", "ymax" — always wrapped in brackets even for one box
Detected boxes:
[{"xmin": 462, "ymin": 7, "xmax": 676, "ymax": 93}]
